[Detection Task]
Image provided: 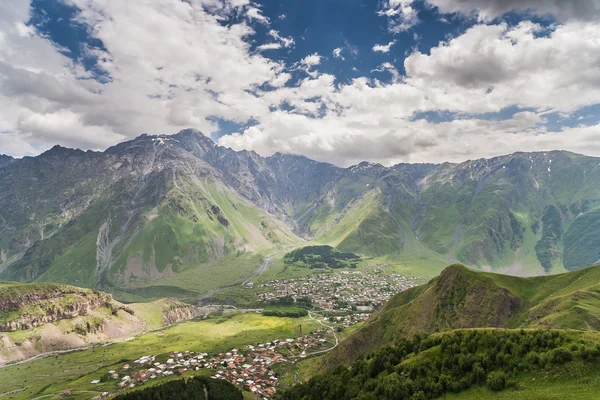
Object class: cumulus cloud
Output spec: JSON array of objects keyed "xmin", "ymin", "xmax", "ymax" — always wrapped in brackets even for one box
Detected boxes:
[
  {"xmin": 377, "ymin": 0, "xmax": 600, "ymax": 35},
  {"xmin": 246, "ymin": 6, "xmax": 269, "ymax": 25},
  {"xmin": 301, "ymin": 53, "xmax": 322, "ymax": 67},
  {"xmin": 1, "ymin": 0, "xmax": 600, "ymax": 168},
  {"xmin": 404, "ymin": 21, "xmax": 600, "ymax": 112},
  {"xmin": 220, "ymin": 19, "xmax": 600, "ymax": 166},
  {"xmin": 257, "ymin": 42, "xmax": 281, "ymax": 51},
  {"xmin": 0, "ymin": 0, "xmax": 284, "ymax": 152}
]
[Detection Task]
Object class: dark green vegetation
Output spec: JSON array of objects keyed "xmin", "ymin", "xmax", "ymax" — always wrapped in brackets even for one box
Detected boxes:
[
  {"xmin": 114, "ymin": 375, "xmax": 243, "ymax": 400},
  {"xmin": 263, "ymin": 306, "xmax": 309, "ymax": 318},
  {"xmin": 3, "ymin": 132, "xmax": 600, "ymax": 296},
  {"xmin": 281, "ymin": 330, "xmax": 600, "ymax": 400},
  {"xmin": 326, "ymin": 263, "xmax": 600, "ymax": 367},
  {"xmin": 283, "ymin": 245, "xmax": 360, "ymax": 269}
]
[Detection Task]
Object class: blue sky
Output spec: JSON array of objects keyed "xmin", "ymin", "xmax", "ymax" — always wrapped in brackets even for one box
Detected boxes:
[{"xmin": 0, "ymin": 0, "xmax": 599, "ymax": 165}]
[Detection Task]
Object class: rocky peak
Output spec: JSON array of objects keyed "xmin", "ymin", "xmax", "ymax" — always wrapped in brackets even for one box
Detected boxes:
[
  {"xmin": 173, "ymin": 128, "xmax": 216, "ymax": 156},
  {"xmin": 0, "ymin": 154, "xmax": 13, "ymax": 168},
  {"xmin": 39, "ymin": 144, "xmax": 86, "ymax": 158}
]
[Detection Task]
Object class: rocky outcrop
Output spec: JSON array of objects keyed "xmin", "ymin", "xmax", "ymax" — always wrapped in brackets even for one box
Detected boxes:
[
  {"xmin": 0, "ymin": 283, "xmax": 133, "ymax": 332},
  {"xmin": 160, "ymin": 299, "xmax": 205, "ymax": 325}
]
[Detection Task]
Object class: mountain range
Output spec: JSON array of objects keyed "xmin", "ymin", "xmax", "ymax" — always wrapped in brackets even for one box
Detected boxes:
[{"xmin": 2, "ymin": 129, "xmax": 600, "ymax": 293}]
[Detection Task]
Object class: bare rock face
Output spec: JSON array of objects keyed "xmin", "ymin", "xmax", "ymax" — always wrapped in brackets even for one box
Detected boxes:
[
  {"xmin": 160, "ymin": 299, "xmax": 205, "ymax": 325},
  {"xmin": 0, "ymin": 283, "xmax": 132, "ymax": 332}
]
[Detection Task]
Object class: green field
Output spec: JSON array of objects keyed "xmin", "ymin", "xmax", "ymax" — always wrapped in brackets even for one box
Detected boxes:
[{"xmin": 0, "ymin": 313, "xmax": 320, "ymax": 400}]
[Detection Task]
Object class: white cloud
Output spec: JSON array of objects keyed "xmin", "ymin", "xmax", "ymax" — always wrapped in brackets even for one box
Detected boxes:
[
  {"xmin": 220, "ymin": 20, "xmax": 600, "ymax": 166},
  {"xmin": 301, "ymin": 53, "xmax": 322, "ymax": 67},
  {"xmin": 332, "ymin": 47, "xmax": 343, "ymax": 59},
  {"xmin": 371, "ymin": 62, "xmax": 401, "ymax": 82},
  {"xmin": 403, "ymin": 21, "xmax": 600, "ymax": 113},
  {"xmin": 14, "ymin": 22, "xmax": 34, "ymax": 38},
  {"xmin": 1, "ymin": 0, "xmax": 600, "ymax": 167},
  {"xmin": 270, "ymin": 72, "xmax": 291, "ymax": 88},
  {"xmin": 246, "ymin": 7, "xmax": 269, "ymax": 25},
  {"xmin": 257, "ymin": 43, "xmax": 281, "ymax": 51},
  {"xmin": 268, "ymin": 30, "xmax": 295, "ymax": 48},
  {"xmin": 378, "ymin": 0, "xmax": 420, "ymax": 32},
  {"xmin": 0, "ymin": 0, "xmax": 285, "ymax": 152},
  {"xmin": 372, "ymin": 40, "xmax": 396, "ymax": 53}
]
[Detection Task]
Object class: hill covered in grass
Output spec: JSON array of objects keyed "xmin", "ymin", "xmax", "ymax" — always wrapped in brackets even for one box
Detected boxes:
[
  {"xmin": 282, "ymin": 329, "xmax": 600, "ymax": 400},
  {"xmin": 325, "ymin": 263, "xmax": 600, "ymax": 367}
]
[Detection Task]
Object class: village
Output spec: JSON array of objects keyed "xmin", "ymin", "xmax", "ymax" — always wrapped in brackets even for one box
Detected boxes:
[
  {"xmin": 81, "ymin": 269, "xmax": 418, "ymax": 399},
  {"xmin": 87, "ymin": 329, "xmax": 332, "ymax": 399},
  {"xmin": 255, "ymin": 269, "xmax": 419, "ymax": 321}
]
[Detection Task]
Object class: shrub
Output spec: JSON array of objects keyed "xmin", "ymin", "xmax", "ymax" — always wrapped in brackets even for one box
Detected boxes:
[{"xmin": 487, "ymin": 371, "xmax": 508, "ymax": 391}]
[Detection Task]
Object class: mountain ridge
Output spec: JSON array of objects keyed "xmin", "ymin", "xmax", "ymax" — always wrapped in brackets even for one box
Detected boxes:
[{"xmin": 2, "ymin": 129, "xmax": 600, "ymax": 294}]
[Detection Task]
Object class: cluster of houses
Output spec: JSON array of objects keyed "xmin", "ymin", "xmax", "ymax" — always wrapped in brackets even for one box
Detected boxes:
[
  {"xmin": 98, "ymin": 330, "xmax": 331, "ymax": 398},
  {"xmin": 256, "ymin": 270, "xmax": 418, "ymax": 315}
]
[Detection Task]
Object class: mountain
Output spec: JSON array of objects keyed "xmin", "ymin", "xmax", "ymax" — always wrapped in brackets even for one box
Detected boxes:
[
  {"xmin": 325, "ymin": 263, "xmax": 600, "ymax": 367},
  {"xmin": 0, "ymin": 132, "xmax": 301, "ymax": 293},
  {"xmin": 2, "ymin": 129, "xmax": 600, "ymax": 293}
]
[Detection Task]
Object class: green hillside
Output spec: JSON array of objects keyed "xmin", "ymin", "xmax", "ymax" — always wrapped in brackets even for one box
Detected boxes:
[
  {"xmin": 282, "ymin": 329, "xmax": 600, "ymax": 400},
  {"xmin": 325, "ymin": 263, "xmax": 600, "ymax": 367}
]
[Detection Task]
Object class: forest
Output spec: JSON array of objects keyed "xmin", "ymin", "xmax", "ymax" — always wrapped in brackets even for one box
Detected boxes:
[
  {"xmin": 283, "ymin": 246, "xmax": 360, "ymax": 269},
  {"xmin": 279, "ymin": 329, "xmax": 600, "ymax": 399},
  {"xmin": 113, "ymin": 375, "xmax": 242, "ymax": 400}
]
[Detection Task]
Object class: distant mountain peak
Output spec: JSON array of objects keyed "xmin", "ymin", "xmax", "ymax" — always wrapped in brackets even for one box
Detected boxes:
[
  {"xmin": 40, "ymin": 144, "xmax": 84, "ymax": 157},
  {"xmin": 173, "ymin": 128, "xmax": 215, "ymax": 143}
]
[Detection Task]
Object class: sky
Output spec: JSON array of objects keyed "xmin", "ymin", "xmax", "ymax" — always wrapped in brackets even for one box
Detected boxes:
[{"xmin": 0, "ymin": 0, "xmax": 600, "ymax": 166}]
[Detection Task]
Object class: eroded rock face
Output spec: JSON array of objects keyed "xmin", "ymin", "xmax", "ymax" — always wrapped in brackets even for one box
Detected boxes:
[
  {"xmin": 160, "ymin": 299, "xmax": 205, "ymax": 325},
  {"xmin": 0, "ymin": 284, "xmax": 133, "ymax": 332}
]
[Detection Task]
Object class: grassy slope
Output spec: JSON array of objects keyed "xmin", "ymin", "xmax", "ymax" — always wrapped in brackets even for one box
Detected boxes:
[
  {"xmin": 14, "ymin": 175, "xmax": 301, "ymax": 300},
  {"xmin": 326, "ymin": 263, "xmax": 600, "ymax": 367},
  {"xmin": 310, "ymin": 189, "xmax": 449, "ymax": 279},
  {"xmin": 0, "ymin": 313, "xmax": 319, "ymax": 400}
]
